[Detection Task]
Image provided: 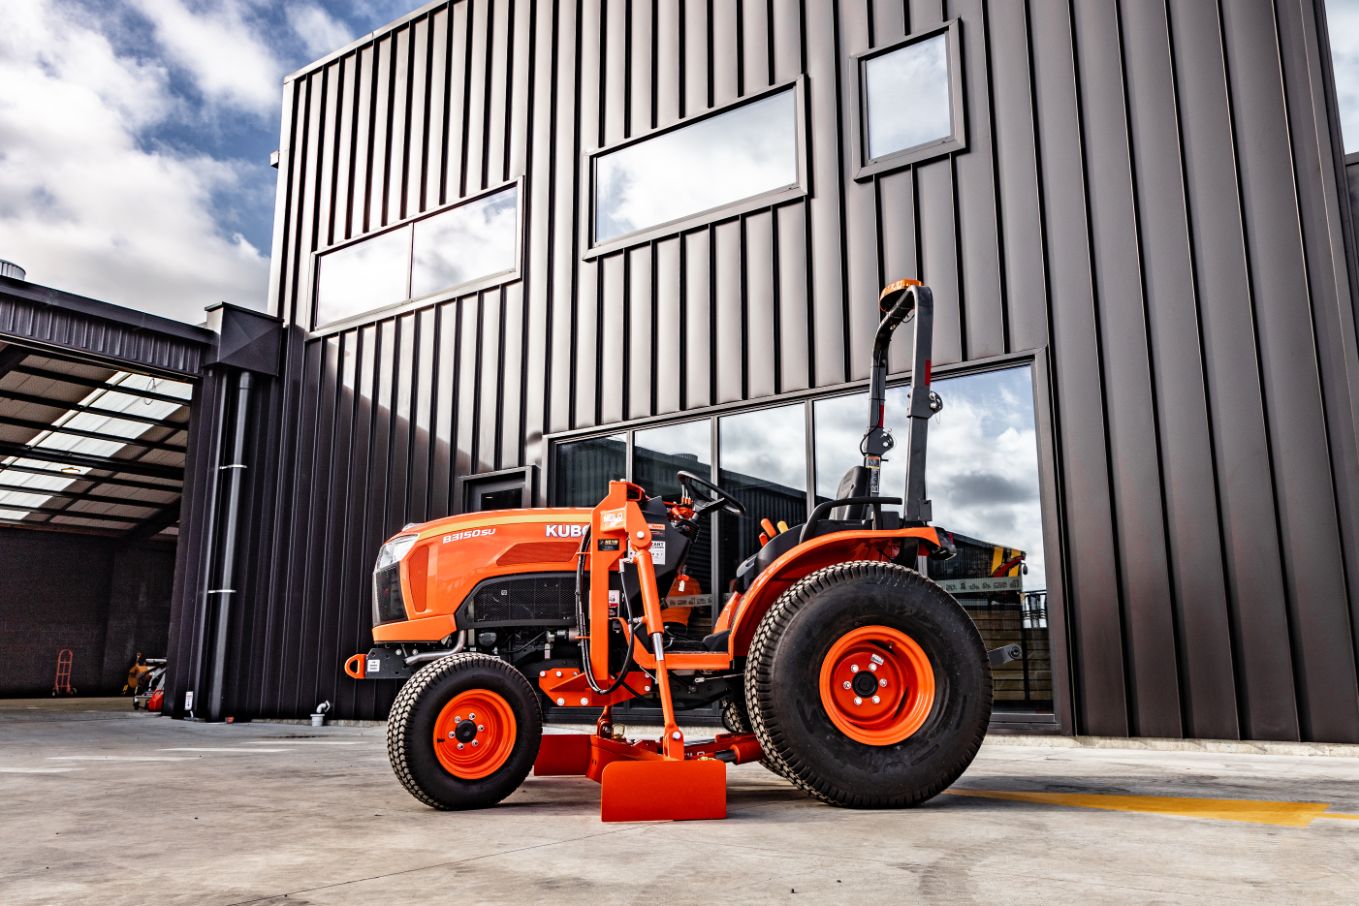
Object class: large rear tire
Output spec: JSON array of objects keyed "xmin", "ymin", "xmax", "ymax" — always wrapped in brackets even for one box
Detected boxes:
[
  {"xmin": 386, "ymin": 653, "xmax": 542, "ymax": 810},
  {"xmin": 745, "ymin": 561, "xmax": 990, "ymax": 808}
]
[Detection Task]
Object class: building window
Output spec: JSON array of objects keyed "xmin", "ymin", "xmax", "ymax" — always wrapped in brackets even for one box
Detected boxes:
[
  {"xmin": 313, "ymin": 227, "xmax": 410, "ymax": 330},
  {"xmin": 854, "ymin": 22, "xmax": 964, "ymax": 178},
  {"xmin": 717, "ymin": 405, "xmax": 806, "ymax": 594},
  {"xmin": 1326, "ymin": 0, "xmax": 1359, "ymax": 154},
  {"xmin": 549, "ymin": 363, "xmax": 1052, "ymax": 714},
  {"xmin": 411, "ymin": 186, "xmax": 519, "ymax": 299},
  {"xmin": 313, "ymin": 183, "xmax": 520, "ymax": 330},
  {"xmin": 552, "ymin": 433, "xmax": 625, "ymax": 507},
  {"xmin": 590, "ymin": 85, "xmax": 803, "ymax": 251}
]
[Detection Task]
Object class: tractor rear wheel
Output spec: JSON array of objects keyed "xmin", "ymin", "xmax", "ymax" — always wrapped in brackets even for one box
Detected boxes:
[
  {"xmin": 745, "ymin": 561, "xmax": 990, "ymax": 808},
  {"xmin": 718, "ymin": 693, "xmax": 791, "ymax": 780},
  {"xmin": 386, "ymin": 653, "xmax": 542, "ymax": 810}
]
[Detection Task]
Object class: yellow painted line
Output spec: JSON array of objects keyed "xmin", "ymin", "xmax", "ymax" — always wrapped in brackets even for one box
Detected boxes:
[
  {"xmin": 945, "ymin": 789, "xmax": 1343, "ymax": 828},
  {"xmin": 1317, "ymin": 812, "xmax": 1359, "ymax": 822}
]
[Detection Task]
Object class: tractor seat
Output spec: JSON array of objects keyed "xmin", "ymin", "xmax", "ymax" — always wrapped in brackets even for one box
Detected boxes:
[{"xmin": 733, "ymin": 466, "xmax": 876, "ymax": 593}]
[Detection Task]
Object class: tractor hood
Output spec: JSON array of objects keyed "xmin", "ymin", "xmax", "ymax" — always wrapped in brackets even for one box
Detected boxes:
[{"xmin": 370, "ymin": 506, "xmax": 597, "ymax": 636}]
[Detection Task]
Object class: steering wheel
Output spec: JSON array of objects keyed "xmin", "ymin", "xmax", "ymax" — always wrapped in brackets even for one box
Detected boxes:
[{"xmin": 676, "ymin": 470, "xmax": 747, "ymax": 517}]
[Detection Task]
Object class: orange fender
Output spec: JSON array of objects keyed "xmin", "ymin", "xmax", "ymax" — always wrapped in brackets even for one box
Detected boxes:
[{"xmin": 725, "ymin": 526, "xmax": 943, "ymax": 656}]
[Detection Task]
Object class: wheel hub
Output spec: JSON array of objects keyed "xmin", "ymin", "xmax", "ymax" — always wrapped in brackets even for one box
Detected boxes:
[
  {"xmin": 818, "ymin": 625, "xmax": 936, "ymax": 746},
  {"xmin": 432, "ymin": 690, "xmax": 517, "ymax": 779}
]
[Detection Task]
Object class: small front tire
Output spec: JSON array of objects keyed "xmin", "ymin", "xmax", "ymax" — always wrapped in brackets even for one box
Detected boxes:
[{"xmin": 386, "ymin": 653, "xmax": 543, "ymax": 810}]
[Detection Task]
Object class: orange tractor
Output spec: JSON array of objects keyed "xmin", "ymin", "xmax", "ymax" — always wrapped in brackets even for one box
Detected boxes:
[{"xmin": 346, "ymin": 280, "xmax": 999, "ymax": 821}]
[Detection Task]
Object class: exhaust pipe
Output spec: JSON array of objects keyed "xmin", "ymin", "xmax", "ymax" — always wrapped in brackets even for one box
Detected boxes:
[{"xmin": 403, "ymin": 631, "xmax": 470, "ymax": 667}]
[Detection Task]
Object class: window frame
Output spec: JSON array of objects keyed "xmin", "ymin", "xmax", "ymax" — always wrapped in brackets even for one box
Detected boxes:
[
  {"xmin": 582, "ymin": 78, "xmax": 810, "ymax": 259},
  {"xmin": 307, "ymin": 177, "xmax": 525, "ymax": 335},
  {"xmin": 850, "ymin": 20, "xmax": 967, "ymax": 181}
]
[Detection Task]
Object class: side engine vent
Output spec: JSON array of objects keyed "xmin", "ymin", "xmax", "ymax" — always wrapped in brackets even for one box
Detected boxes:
[{"xmin": 458, "ymin": 573, "xmax": 578, "ymax": 627}]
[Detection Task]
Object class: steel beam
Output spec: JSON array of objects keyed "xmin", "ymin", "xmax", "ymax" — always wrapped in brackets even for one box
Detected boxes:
[{"xmin": 0, "ymin": 441, "xmax": 183, "ymax": 480}]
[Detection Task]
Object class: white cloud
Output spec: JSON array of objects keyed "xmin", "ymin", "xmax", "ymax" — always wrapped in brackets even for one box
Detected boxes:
[
  {"xmin": 286, "ymin": 4, "xmax": 359, "ymax": 59},
  {"xmin": 130, "ymin": 0, "xmax": 285, "ymax": 117},
  {"xmin": 0, "ymin": 0, "xmax": 269, "ymax": 322}
]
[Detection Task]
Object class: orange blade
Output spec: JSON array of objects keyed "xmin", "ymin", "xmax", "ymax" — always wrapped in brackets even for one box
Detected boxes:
[
  {"xmin": 600, "ymin": 759, "xmax": 727, "ymax": 821},
  {"xmin": 534, "ymin": 734, "xmax": 593, "ymax": 776}
]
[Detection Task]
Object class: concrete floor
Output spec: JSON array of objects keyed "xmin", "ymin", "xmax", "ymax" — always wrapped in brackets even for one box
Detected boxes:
[{"xmin": 1, "ymin": 699, "xmax": 1356, "ymax": 905}]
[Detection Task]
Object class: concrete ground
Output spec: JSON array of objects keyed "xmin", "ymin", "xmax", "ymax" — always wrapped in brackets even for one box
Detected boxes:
[{"xmin": 1, "ymin": 698, "xmax": 1356, "ymax": 905}]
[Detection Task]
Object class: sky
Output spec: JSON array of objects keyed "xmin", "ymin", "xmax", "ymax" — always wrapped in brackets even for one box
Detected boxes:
[{"xmin": 0, "ymin": 0, "xmax": 417, "ymax": 324}]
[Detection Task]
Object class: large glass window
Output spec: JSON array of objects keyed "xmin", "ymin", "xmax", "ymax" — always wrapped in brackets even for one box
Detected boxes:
[
  {"xmin": 549, "ymin": 363, "xmax": 1052, "ymax": 714},
  {"xmin": 633, "ymin": 421, "xmax": 711, "ymax": 499},
  {"xmin": 592, "ymin": 88, "xmax": 801, "ymax": 247},
  {"xmin": 313, "ymin": 184, "xmax": 520, "ymax": 329},
  {"xmin": 552, "ymin": 433, "xmax": 625, "ymax": 507},
  {"xmin": 411, "ymin": 186, "xmax": 519, "ymax": 298},
  {"xmin": 718, "ymin": 405, "xmax": 806, "ymax": 595},
  {"xmin": 1326, "ymin": 0, "xmax": 1359, "ymax": 153},
  {"xmin": 856, "ymin": 25, "xmax": 962, "ymax": 176},
  {"xmin": 314, "ymin": 227, "xmax": 410, "ymax": 329}
]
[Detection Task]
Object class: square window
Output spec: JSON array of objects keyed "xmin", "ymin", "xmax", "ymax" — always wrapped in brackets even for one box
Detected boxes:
[{"xmin": 855, "ymin": 23, "xmax": 965, "ymax": 178}]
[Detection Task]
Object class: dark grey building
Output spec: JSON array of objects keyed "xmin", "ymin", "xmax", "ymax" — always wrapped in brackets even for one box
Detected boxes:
[{"xmin": 4, "ymin": 0, "xmax": 1357, "ymax": 744}]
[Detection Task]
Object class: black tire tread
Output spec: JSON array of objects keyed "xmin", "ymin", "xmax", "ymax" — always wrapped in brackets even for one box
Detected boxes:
[
  {"xmin": 386, "ymin": 652, "xmax": 540, "ymax": 810},
  {"xmin": 744, "ymin": 560, "xmax": 990, "ymax": 808}
]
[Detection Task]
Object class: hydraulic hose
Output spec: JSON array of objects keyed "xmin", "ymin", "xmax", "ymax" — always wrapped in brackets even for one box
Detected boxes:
[{"xmin": 574, "ymin": 528, "xmax": 638, "ymax": 696}]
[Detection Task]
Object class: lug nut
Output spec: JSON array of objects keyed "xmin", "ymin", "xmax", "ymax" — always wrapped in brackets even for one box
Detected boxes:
[
  {"xmin": 872, "ymin": 695, "xmax": 881, "ymax": 704},
  {"xmin": 579, "ymin": 697, "xmax": 589, "ymax": 706},
  {"xmin": 869, "ymin": 663, "xmax": 878, "ymax": 672},
  {"xmin": 556, "ymin": 697, "xmax": 565, "ymax": 706},
  {"xmin": 456, "ymin": 742, "xmax": 464, "ymax": 750},
  {"xmin": 850, "ymin": 664, "xmax": 860, "ymax": 674},
  {"xmin": 842, "ymin": 681, "xmax": 852, "ymax": 690},
  {"xmin": 477, "ymin": 725, "xmax": 484, "ymax": 732},
  {"xmin": 448, "ymin": 732, "xmax": 456, "ymax": 739},
  {"xmin": 455, "ymin": 715, "xmax": 463, "ymax": 722},
  {"xmin": 472, "ymin": 740, "xmax": 479, "ymax": 747},
  {"xmin": 469, "ymin": 713, "xmax": 476, "ymax": 720},
  {"xmin": 555, "ymin": 670, "xmax": 563, "ymax": 677},
  {"xmin": 879, "ymin": 678, "xmax": 888, "ymax": 687},
  {"xmin": 853, "ymin": 696, "xmax": 863, "ymax": 706}
]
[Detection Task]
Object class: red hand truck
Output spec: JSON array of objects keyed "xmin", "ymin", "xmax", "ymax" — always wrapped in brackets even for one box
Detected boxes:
[{"xmin": 52, "ymin": 649, "xmax": 76, "ymax": 696}]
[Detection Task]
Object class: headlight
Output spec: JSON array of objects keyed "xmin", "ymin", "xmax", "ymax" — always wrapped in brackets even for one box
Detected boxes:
[{"xmin": 376, "ymin": 533, "xmax": 419, "ymax": 569}]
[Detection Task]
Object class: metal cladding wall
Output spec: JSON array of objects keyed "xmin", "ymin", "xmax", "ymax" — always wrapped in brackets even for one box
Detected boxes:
[{"xmin": 234, "ymin": 0, "xmax": 1359, "ymax": 741}]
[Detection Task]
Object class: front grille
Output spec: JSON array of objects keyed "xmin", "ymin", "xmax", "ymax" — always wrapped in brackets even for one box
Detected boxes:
[
  {"xmin": 458, "ymin": 574, "xmax": 577, "ymax": 627},
  {"xmin": 372, "ymin": 564, "xmax": 406, "ymax": 625}
]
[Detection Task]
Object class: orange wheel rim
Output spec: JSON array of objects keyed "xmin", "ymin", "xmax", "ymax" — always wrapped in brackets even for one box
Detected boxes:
[
  {"xmin": 818, "ymin": 625, "xmax": 936, "ymax": 745},
  {"xmin": 432, "ymin": 690, "xmax": 517, "ymax": 779}
]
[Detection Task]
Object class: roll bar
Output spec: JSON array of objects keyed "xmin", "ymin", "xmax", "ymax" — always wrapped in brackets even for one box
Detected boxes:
[{"xmin": 862, "ymin": 279, "xmax": 938, "ymax": 525}]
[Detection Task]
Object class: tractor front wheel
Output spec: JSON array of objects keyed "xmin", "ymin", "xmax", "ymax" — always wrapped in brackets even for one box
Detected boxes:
[
  {"xmin": 386, "ymin": 653, "xmax": 543, "ymax": 810},
  {"xmin": 746, "ymin": 561, "xmax": 991, "ymax": 808}
]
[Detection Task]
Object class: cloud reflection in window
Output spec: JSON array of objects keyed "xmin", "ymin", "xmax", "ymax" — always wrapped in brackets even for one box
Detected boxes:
[
  {"xmin": 813, "ymin": 366, "xmax": 1045, "ymax": 589},
  {"xmin": 314, "ymin": 226, "xmax": 409, "ymax": 328},
  {"xmin": 1326, "ymin": 0, "xmax": 1359, "ymax": 152},
  {"xmin": 411, "ymin": 185, "xmax": 519, "ymax": 298},
  {"xmin": 594, "ymin": 89, "xmax": 799, "ymax": 245},
  {"xmin": 864, "ymin": 33, "xmax": 952, "ymax": 161}
]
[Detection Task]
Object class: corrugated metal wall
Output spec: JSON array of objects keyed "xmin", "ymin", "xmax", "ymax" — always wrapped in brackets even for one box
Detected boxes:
[{"xmin": 230, "ymin": 0, "xmax": 1359, "ymax": 742}]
